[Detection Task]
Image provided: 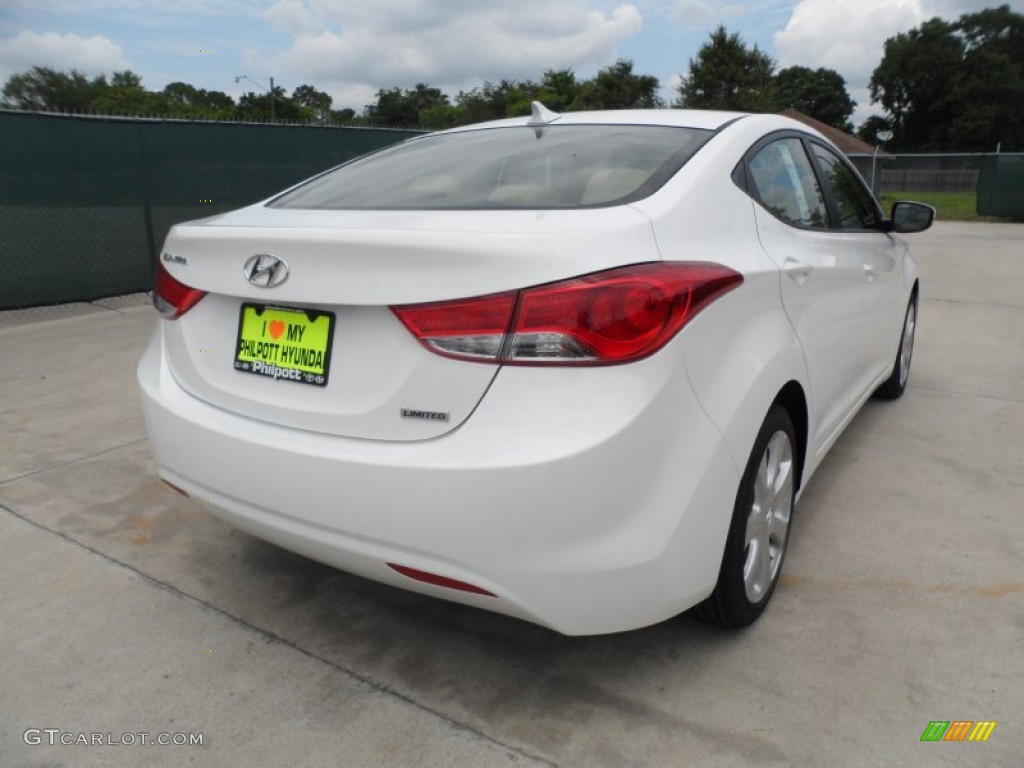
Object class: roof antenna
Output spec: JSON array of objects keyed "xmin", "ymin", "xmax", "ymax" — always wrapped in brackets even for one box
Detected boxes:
[
  {"xmin": 528, "ymin": 101, "xmax": 560, "ymax": 125},
  {"xmin": 528, "ymin": 101, "xmax": 560, "ymax": 137}
]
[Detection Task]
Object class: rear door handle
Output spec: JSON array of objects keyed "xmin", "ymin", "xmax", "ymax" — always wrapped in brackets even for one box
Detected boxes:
[
  {"xmin": 863, "ymin": 263, "xmax": 877, "ymax": 281},
  {"xmin": 783, "ymin": 258, "xmax": 813, "ymax": 285}
]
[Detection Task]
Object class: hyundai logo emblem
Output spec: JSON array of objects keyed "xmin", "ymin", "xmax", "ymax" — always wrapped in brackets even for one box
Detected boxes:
[{"xmin": 243, "ymin": 254, "xmax": 289, "ymax": 288}]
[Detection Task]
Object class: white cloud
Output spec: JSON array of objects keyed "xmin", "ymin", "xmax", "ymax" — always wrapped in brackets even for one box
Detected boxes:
[
  {"xmin": 264, "ymin": 0, "xmax": 324, "ymax": 37},
  {"xmin": 848, "ymin": 86, "xmax": 874, "ymax": 127},
  {"xmin": 671, "ymin": 0, "xmax": 746, "ymax": 25},
  {"xmin": 774, "ymin": 0, "xmax": 923, "ymax": 87},
  {"xmin": 673, "ymin": 0, "xmax": 715, "ymax": 23},
  {"xmin": 262, "ymin": 0, "xmax": 643, "ymax": 110},
  {"xmin": 4, "ymin": 0, "xmax": 255, "ymax": 13},
  {"xmin": 0, "ymin": 31, "xmax": 129, "ymax": 85}
]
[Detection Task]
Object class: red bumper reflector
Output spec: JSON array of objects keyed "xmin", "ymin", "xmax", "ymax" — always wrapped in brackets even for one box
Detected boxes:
[
  {"xmin": 387, "ymin": 564, "xmax": 496, "ymax": 597},
  {"xmin": 161, "ymin": 480, "xmax": 190, "ymax": 497}
]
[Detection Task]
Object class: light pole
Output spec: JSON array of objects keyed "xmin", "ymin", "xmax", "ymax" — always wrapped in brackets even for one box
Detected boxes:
[
  {"xmin": 235, "ymin": 75, "xmax": 276, "ymax": 122},
  {"xmin": 871, "ymin": 129, "xmax": 893, "ymax": 195}
]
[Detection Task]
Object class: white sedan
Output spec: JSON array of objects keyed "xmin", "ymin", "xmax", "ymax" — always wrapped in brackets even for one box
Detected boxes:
[{"xmin": 138, "ymin": 105, "xmax": 933, "ymax": 635}]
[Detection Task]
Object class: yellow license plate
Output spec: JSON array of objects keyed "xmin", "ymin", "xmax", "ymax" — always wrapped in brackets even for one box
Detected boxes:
[{"xmin": 233, "ymin": 304, "xmax": 335, "ymax": 386}]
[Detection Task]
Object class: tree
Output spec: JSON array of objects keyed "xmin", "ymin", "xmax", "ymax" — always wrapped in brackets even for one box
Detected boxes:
[
  {"xmin": 364, "ymin": 83, "xmax": 449, "ymax": 126},
  {"xmin": 162, "ymin": 82, "xmax": 235, "ymax": 118},
  {"xmin": 236, "ymin": 85, "xmax": 304, "ymax": 122},
  {"xmin": 418, "ymin": 103, "xmax": 462, "ymax": 129},
  {"xmin": 455, "ymin": 81, "xmax": 522, "ymax": 124},
  {"xmin": 90, "ymin": 70, "xmax": 164, "ymax": 115},
  {"xmin": 574, "ymin": 59, "xmax": 662, "ymax": 110},
  {"xmin": 870, "ymin": 5, "xmax": 1024, "ymax": 150},
  {"xmin": 869, "ymin": 18, "xmax": 964, "ymax": 149},
  {"xmin": 331, "ymin": 107, "xmax": 357, "ymax": 123},
  {"xmin": 455, "ymin": 78, "xmax": 562, "ymax": 123},
  {"xmin": 292, "ymin": 84, "xmax": 333, "ymax": 123},
  {"xmin": 0, "ymin": 66, "xmax": 242, "ymax": 118},
  {"xmin": 677, "ymin": 26, "xmax": 776, "ymax": 112},
  {"xmin": 163, "ymin": 81, "xmax": 202, "ymax": 107},
  {"xmin": 775, "ymin": 66, "xmax": 855, "ymax": 131},
  {"xmin": 1, "ymin": 66, "xmax": 105, "ymax": 111},
  {"xmin": 450, "ymin": 62, "xmax": 663, "ymax": 121},
  {"xmin": 946, "ymin": 5, "xmax": 1024, "ymax": 150},
  {"xmin": 502, "ymin": 80, "xmax": 543, "ymax": 117},
  {"xmin": 537, "ymin": 68, "xmax": 581, "ymax": 112}
]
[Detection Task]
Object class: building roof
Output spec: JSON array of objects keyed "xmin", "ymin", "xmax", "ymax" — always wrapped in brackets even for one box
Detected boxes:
[{"xmin": 779, "ymin": 108, "xmax": 876, "ymax": 155}]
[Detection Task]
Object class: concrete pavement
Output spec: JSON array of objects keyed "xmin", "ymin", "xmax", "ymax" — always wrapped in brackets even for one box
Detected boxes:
[{"xmin": 1, "ymin": 222, "xmax": 1021, "ymax": 767}]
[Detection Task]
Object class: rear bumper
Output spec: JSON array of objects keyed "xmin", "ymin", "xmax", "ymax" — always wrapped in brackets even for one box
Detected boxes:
[{"xmin": 138, "ymin": 328, "xmax": 740, "ymax": 635}]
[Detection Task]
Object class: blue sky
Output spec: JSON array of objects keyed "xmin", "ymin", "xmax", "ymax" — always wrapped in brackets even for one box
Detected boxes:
[{"xmin": 0, "ymin": 1, "xmax": 1016, "ymax": 127}]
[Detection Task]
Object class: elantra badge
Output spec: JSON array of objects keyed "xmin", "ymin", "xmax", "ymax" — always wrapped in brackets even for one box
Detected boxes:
[{"xmin": 244, "ymin": 254, "xmax": 289, "ymax": 288}]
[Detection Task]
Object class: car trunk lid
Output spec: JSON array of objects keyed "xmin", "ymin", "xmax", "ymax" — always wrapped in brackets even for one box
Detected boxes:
[{"xmin": 159, "ymin": 204, "xmax": 661, "ymax": 441}]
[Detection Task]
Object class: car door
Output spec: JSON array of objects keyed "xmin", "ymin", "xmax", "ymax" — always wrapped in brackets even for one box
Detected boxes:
[
  {"xmin": 807, "ymin": 141, "xmax": 904, "ymax": 397},
  {"xmin": 743, "ymin": 135, "xmax": 864, "ymax": 457}
]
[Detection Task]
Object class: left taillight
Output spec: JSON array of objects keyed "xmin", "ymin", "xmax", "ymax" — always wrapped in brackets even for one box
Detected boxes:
[
  {"xmin": 153, "ymin": 261, "xmax": 206, "ymax": 319},
  {"xmin": 391, "ymin": 262, "xmax": 743, "ymax": 366}
]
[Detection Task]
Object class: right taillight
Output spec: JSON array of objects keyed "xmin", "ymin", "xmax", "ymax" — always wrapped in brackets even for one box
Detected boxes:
[
  {"xmin": 153, "ymin": 261, "xmax": 206, "ymax": 319},
  {"xmin": 391, "ymin": 262, "xmax": 742, "ymax": 366}
]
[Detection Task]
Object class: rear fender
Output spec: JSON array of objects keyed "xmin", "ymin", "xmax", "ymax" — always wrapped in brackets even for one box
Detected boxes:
[{"xmin": 680, "ymin": 274, "xmax": 811, "ymax": 489}]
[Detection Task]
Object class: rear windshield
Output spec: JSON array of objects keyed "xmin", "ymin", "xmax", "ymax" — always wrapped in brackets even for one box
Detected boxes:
[{"xmin": 269, "ymin": 125, "xmax": 712, "ymax": 210}]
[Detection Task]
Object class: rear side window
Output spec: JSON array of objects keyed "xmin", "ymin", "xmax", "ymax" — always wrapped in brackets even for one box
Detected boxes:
[
  {"xmin": 270, "ymin": 125, "xmax": 711, "ymax": 210},
  {"xmin": 747, "ymin": 138, "xmax": 829, "ymax": 229},
  {"xmin": 810, "ymin": 144, "xmax": 880, "ymax": 230}
]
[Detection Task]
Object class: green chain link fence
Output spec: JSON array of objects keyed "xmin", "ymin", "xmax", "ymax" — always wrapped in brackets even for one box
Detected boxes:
[{"xmin": 0, "ymin": 110, "xmax": 422, "ymax": 309}]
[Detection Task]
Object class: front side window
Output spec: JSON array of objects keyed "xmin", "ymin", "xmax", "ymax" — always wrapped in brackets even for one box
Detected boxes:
[
  {"xmin": 747, "ymin": 138, "xmax": 829, "ymax": 229},
  {"xmin": 270, "ymin": 125, "xmax": 711, "ymax": 210},
  {"xmin": 811, "ymin": 144, "xmax": 880, "ymax": 230}
]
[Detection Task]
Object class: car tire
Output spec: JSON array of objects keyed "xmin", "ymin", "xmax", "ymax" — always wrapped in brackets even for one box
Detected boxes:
[
  {"xmin": 874, "ymin": 294, "xmax": 917, "ymax": 400},
  {"xmin": 699, "ymin": 404, "xmax": 797, "ymax": 628}
]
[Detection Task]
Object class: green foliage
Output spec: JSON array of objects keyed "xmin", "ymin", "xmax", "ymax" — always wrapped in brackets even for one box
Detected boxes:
[
  {"xmin": 870, "ymin": 4, "xmax": 1024, "ymax": 150},
  {"xmin": 574, "ymin": 59, "xmax": 663, "ymax": 110},
  {"xmin": 0, "ymin": 66, "xmax": 236, "ymax": 119},
  {"xmin": 162, "ymin": 82, "xmax": 235, "ymax": 119},
  {"xmin": 455, "ymin": 80, "xmax": 526, "ymax": 124},
  {"xmin": 91, "ymin": 70, "xmax": 163, "ymax": 115},
  {"xmin": 870, "ymin": 18, "xmax": 964, "ymax": 149},
  {"xmin": 537, "ymin": 69, "xmax": 580, "ymax": 112},
  {"xmin": 364, "ymin": 83, "xmax": 450, "ymax": 126},
  {"xmin": 236, "ymin": 85, "xmax": 307, "ymax": 122},
  {"xmin": 947, "ymin": 5, "xmax": 1024, "ymax": 151},
  {"xmin": 677, "ymin": 26, "xmax": 776, "ymax": 112},
  {"xmin": 292, "ymin": 84, "xmax": 333, "ymax": 123},
  {"xmin": 420, "ymin": 59, "xmax": 661, "ymax": 128},
  {"xmin": 503, "ymin": 83, "xmax": 541, "ymax": 118},
  {"xmin": 418, "ymin": 103, "xmax": 462, "ymax": 129},
  {"xmin": 775, "ymin": 66, "xmax": 855, "ymax": 131},
  {"xmin": 0, "ymin": 55, "xmax": 698, "ymax": 131},
  {"xmin": 0, "ymin": 67, "xmax": 319, "ymax": 123},
  {"xmin": 678, "ymin": 29, "xmax": 858, "ymax": 126},
  {"xmin": 2, "ymin": 66, "xmax": 105, "ymax": 111}
]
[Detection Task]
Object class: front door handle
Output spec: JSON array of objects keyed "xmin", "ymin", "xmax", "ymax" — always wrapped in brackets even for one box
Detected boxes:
[
  {"xmin": 863, "ymin": 263, "xmax": 877, "ymax": 281},
  {"xmin": 783, "ymin": 258, "xmax": 813, "ymax": 285}
]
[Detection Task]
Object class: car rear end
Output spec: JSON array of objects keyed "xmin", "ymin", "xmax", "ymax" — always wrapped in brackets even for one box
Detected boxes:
[{"xmin": 138, "ymin": 112, "xmax": 751, "ymax": 634}]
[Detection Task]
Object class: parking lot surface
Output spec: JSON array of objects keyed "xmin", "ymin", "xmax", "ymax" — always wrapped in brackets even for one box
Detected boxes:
[{"xmin": 1, "ymin": 222, "xmax": 1021, "ymax": 767}]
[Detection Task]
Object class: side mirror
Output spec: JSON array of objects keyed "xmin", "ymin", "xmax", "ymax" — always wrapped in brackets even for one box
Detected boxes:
[{"xmin": 889, "ymin": 201, "xmax": 935, "ymax": 233}]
